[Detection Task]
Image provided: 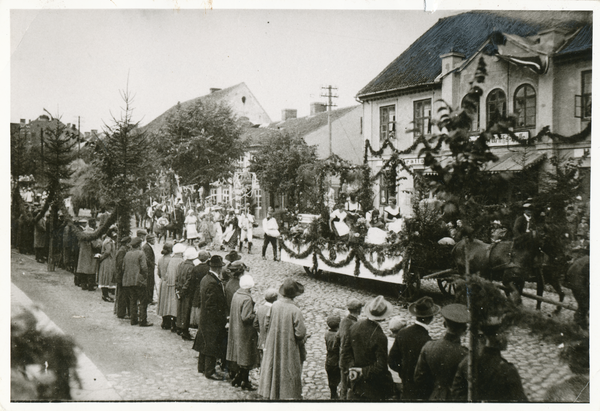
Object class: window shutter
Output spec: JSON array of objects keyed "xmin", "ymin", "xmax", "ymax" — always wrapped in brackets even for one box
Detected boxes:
[{"xmin": 575, "ymin": 95, "xmax": 582, "ymax": 118}]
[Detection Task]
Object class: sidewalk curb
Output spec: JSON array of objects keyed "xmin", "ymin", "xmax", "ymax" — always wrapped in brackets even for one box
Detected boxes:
[{"xmin": 11, "ymin": 283, "xmax": 122, "ymax": 401}]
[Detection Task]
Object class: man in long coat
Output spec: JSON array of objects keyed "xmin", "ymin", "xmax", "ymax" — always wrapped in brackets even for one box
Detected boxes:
[
  {"xmin": 193, "ymin": 255, "xmax": 228, "ymax": 380},
  {"xmin": 340, "ymin": 295, "xmax": 395, "ymax": 400},
  {"xmin": 338, "ymin": 298, "xmax": 364, "ymax": 399},
  {"xmin": 227, "ymin": 274, "xmax": 259, "ymax": 391},
  {"xmin": 141, "ymin": 233, "xmax": 156, "ymax": 304},
  {"xmin": 176, "ymin": 247, "xmax": 197, "ymax": 340},
  {"xmin": 33, "ymin": 213, "xmax": 47, "ymax": 263},
  {"xmin": 258, "ymin": 278, "xmax": 307, "ymax": 400},
  {"xmin": 114, "ymin": 236, "xmax": 131, "ymax": 318},
  {"xmin": 76, "ymin": 221, "xmax": 97, "ymax": 291},
  {"xmin": 414, "ymin": 304, "xmax": 469, "ymax": 400},
  {"xmin": 388, "ymin": 296, "xmax": 439, "ymax": 400},
  {"xmin": 122, "ymin": 237, "xmax": 151, "ymax": 327}
]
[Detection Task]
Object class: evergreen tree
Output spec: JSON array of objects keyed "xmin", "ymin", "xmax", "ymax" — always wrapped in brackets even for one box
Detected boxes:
[
  {"xmin": 93, "ymin": 89, "xmax": 151, "ymax": 239},
  {"xmin": 40, "ymin": 113, "xmax": 77, "ymax": 271}
]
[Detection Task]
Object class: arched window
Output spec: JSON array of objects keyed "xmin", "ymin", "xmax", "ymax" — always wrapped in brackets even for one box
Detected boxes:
[
  {"xmin": 486, "ymin": 89, "xmax": 506, "ymax": 128},
  {"xmin": 514, "ymin": 84, "xmax": 536, "ymax": 128},
  {"xmin": 461, "ymin": 94, "xmax": 480, "ymax": 131}
]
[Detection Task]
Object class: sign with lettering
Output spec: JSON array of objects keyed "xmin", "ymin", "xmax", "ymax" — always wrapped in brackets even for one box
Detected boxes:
[
  {"xmin": 403, "ymin": 158, "xmax": 425, "ymax": 167},
  {"xmin": 470, "ymin": 131, "xmax": 530, "ymax": 146}
]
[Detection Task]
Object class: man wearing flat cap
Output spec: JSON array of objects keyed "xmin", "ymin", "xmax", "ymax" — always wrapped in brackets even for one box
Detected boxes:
[
  {"xmin": 340, "ymin": 295, "xmax": 395, "ymax": 400},
  {"xmin": 258, "ymin": 278, "xmax": 307, "ymax": 399},
  {"xmin": 389, "ymin": 296, "xmax": 440, "ymax": 400},
  {"xmin": 338, "ymin": 298, "xmax": 364, "ymax": 399},
  {"xmin": 193, "ymin": 255, "xmax": 229, "ymax": 380},
  {"xmin": 414, "ymin": 304, "xmax": 469, "ymax": 400}
]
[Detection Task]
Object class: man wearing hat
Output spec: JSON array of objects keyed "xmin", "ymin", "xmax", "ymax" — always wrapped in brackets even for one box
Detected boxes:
[
  {"xmin": 338, "ymin": 298, "xmax": 364, "ymax": 400},
  {"xmin": 258, "ymin": 278, "xmax": 307, "ymax": 399},
  {"xmin": 339, "ymin": 295, "xmax": 395, "ymax": 400},
  {"xmin": 186, "ymin": 250, "xmax": 211, "ymax": 329},
  {"xmin": 114, "ymin": 236, "xmax": 131, "ymax": 318},
  {"xmin": 451, "ymin": 317, "xmax": 528, "ymax": 402},
  {"xmin": 121, "ymin": 237, "xmax": 152, "ymax": 326},
  {"xmin": 193, "ymin": 255, "xmax": 229, "ymax": 380},
  {"xmin": 227, "ymin": 274, "xmax": 259, "ymax": 391},
  {"xmin": 389, "ymin": 296, "xmax": 440, "ymax": 400},
  {"xmin": 76, "ymin": 219, "xmax": 99, "ymax": 291},
  {"xmin": 141, "ymin": 232, "xmax": 157, "ymax": 305},
  {"xmin": 513, "ymin": 203, "xmax": 535, "ymax": 244},
  {"xmin": 414, "ymin": 304, "xmax": 469, "ymax": 400},
  {"xmin": 175, "ymin": 247, "xmax": 198, "ymax": 340}
]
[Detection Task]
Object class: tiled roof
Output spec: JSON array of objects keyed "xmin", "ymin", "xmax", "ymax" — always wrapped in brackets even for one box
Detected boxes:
[
  {"xmin": 142, "ymin": 82, "xmax": 258, "ymax": 134},
  {"xmin": 556, "ymin": 24, "xmax": 592, "ymax": 55},
  {"xmin": 242, "ymin": 105, "xmax": 358, "ymax": 146},
  {"xmin": 357, "ymin": 11, "xmax": 591, "ymax": 98}
]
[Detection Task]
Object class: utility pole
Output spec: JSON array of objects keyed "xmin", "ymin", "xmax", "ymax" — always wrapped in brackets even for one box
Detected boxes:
[
  {"xmin": 320, "ymin": 85, "xmax": 338, "ymax": 157},
  {"xmin": 78, "ymin": 116, "xmax": 81, "ymax": 158}
]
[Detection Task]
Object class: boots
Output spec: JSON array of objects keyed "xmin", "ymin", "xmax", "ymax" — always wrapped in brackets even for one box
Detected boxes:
[
  {"xmin": 238, "ymin": 243, "xmax": 243, "ymax": 252},
  {"xmin": 170, "ymin": 316, "xmax": 178, "ymax": 333},
  {"xmin": 101, "ymin": 287, "xmax": 114, "ymax": 302},
  {"xmin": 248, "ymin": 242, "xmax": 252, "ymax": 254}
]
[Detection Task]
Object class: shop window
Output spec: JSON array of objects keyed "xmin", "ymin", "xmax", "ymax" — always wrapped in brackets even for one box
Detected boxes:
[
  {"xmin": 379, "ymin": 105, "xmax": 396, "ymax": 141},
  {"xmin": 413, "ymin": 99, "xmax": 432, "ymax": 137},
  {"xmin": 486, "ymin": 89, "xmax": 506, "ymax": 128},
  {"xmin": 575, "ymin": 70, "xmax": 592, "ymax": 120},
  {"xmin": 461, "ymin": 94, "xmax": 480, "ymax": 131},
  {"xmin": 514, "ymin": 84, "xmax": 536, "ymax": 128}
]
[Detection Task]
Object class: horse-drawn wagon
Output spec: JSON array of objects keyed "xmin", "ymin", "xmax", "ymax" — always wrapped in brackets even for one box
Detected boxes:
[{"xmin": 279, "ymin": 212, "xmax": 457, "ymax": 301}]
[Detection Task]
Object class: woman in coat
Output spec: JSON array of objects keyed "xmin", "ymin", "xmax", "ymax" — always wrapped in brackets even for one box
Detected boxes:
[
  {"xmin": 97, "ymin": 229, "xmax": 117, "ymax": 302},
  {"xmin": 157, "ymin": 242, "xmax": 185, "ymax": 331},
  {"xmin": 258, "ymin": 278, "xmax": 307, "ymax": 400},
  {"xmin": 227, "ymin": 274, "xmax": 259, "ymax": 390}
]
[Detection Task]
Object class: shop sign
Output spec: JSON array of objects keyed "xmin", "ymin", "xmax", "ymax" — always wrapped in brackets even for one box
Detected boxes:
[{"xmin": 470, "ymin": 131, "xmax": 530, "ymax": 146}]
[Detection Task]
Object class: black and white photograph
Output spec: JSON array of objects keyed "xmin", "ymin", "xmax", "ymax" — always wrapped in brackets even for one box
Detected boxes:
[{"xmin": 5, "ymin": 0, "xmax": 596, "ymax": 406}]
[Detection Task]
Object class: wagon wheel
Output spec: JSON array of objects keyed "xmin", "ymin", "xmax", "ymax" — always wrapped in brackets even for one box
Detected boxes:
[
  {"xmin": 303, "ymin": 266, "xmax": 323, "ymax": 278},
  {"xmin": 438, "ymin": 277, "xmax": 457, "ymax": 298}
]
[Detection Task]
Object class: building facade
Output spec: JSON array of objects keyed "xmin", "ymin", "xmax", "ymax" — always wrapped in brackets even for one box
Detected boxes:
[{"xmin": 357, "ymin": 11, "xmax": 592, "ymax": 216}]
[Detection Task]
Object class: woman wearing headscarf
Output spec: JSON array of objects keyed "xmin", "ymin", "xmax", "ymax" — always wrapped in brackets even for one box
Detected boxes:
[
  {"xmin": 227, "ymin": 274, "xmax": 259, "ymax": 391},
  {"xmin": 157, "ymin": 242, "xmax": 185, "ymax": 331},
  {"xmin": 97, "ymin": 228, "xmax": 117, "ymax": 302},
  {"xmin": 258, "ymin": 278, "xmax": 307, "ymax": 400}
]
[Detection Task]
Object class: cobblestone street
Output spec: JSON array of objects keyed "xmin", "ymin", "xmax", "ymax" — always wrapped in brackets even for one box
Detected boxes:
[{"xmin": 11, "ymin": 236, "xmax": 579, "ymax": 402}]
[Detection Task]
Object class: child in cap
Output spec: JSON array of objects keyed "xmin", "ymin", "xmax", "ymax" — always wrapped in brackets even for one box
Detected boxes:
[{"xmin": 324, "ymin": 313, "xmax": 342, "ymax": 399}]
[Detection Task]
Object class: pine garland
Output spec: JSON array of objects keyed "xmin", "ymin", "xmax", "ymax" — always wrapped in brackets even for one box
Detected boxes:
[
  {"xmin": 314, "ymin": 247, "xmax": 356, "ymax": 268},
  {"xmin": 279, "ymin": 240, "xmax": 315, "ymax": 259},
  {"xmin": 355, "ymin": 247, "xmax": 405, "ymax": 276}
]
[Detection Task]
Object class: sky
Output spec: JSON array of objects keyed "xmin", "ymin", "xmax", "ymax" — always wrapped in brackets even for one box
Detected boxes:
[{"xmin": 9, "ymin": 6, "xmax": 463, "ymax": 132}]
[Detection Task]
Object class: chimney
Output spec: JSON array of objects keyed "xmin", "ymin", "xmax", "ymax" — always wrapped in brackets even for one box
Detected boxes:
[
  {"xmin": 85, "ymin": 131, "xmax": 90, "ymax": 138},
  {"xmin": 440, "ymin": 51, "xmax": 465, "ymax": 76},
  {"xmin": 281, "ymin": 109, "xmax": 297, "ymax": 121},
  {"xmin": 535, "ymin": 27, "xmax": 571, "ymax": 53},
  {"xmin": 310, "ymin": 102, "xmax": 327, "ymax": 116},
  {"xmin": 91, "ymin": 129, "xmax": 98, "ymax": 136},
  {"xmin": 209, "ymin": 88, "xmax": 222, "ymax": 94},
  {"xmin": 20, "ymin": 119, "xmax": 26, "ymax": 124}
]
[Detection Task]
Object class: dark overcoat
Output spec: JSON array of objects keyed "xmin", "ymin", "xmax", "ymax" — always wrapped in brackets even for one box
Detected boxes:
[
  {"xmin": 226, "ymin": 288, "xmax": 259, "ymax": 368},
  {"xmin": 340, "ymin": 319, "xmax": 394, "ymax": 400},
  {"xmin": 414, "ymin": 332, "xmax": 467, "ymax": 400},
  {"xmin": 388, "ymin": 323, "xmax": 432, "ymax": 400},
  {"xmin": 142, "ymin": 243, "xmax": 156, "ymax": 290},
  {"xmin": 451, "ymin": 347, "xmax": 528, "ymax": 402},
  {"xmin": 34, "ymin": 217, "xmax": 46, "ymax": 249},
  {"xmin": 185, "ymin": 262, "xmax": 209, "ymax": 308},
  {"xmin": 192, "ymin": 271, "xmax": 228, "ymax": 358},
  {"xmin": 225, "ymin": 277, "xmax": 240, "ymax": 314},
  {"xmin": 338, "ymin": 314, "xmax": 358, "ymax": 369},
  {"xmin": 122, "ymin": 249, "xmax": 148, "ymax": 287}
]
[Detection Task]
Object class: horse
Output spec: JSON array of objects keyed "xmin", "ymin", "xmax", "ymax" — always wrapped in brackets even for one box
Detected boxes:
[
  {"xmin": 565, "ymin": 255, "xmax": 589, "ymax": 330},
  {"xmin": 452, "ymin": 233, "xmax": 544, "ymax": 304}
]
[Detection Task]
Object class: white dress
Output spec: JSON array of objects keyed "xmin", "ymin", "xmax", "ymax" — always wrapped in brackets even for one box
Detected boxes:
[{"xmin": 185, "ymin": 215, "xmax": 198, "ymax": 239}]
